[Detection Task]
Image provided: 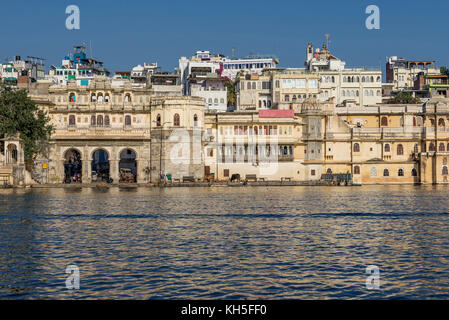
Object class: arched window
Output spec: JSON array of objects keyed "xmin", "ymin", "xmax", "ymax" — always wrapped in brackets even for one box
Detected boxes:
[
  {"xmin": 397, "ymin": 144, "xmax": 404, "ymax": 155},
  {"xmin": 413, "ymin": 117, "xmax": 417, "ymax": 127},
  {"xmin": 91, "ymin": 93, "xmax": 96, "ymax": 102},
  {"xmin": 104, "ymin": 116, "xmax": 110, "ymax": 126},
  {"xmin": 384, "ymin": 144, "xmax": 391, "ymax": 152},
  {"xmin": 125, "ymin": 94, "xmax": 131, "ymax": 103},
  {"xmin": 412, "ymin": 168, "xmax": 418, "ymax": 177},
  {"xmin": 69, "ymin": 93, "xmax": 76, "ymax": 102},
  {"xmin": 174, "ymin": 113, "xmax": 180, "ymax": 126},
  {"xmin": 331, "ymin": 76, "xmax": 335, "ymax": 83},
  {"xmin": 193, "ymin": 114, "xmax": 198, "ymax": 127},
  {"xmin": 381, "ymin": 116, "xmax": 388, "ymax": 127},
  {"xmin": 105, "ymin": 94, "xmax": 110, "ymax": 103},
  {"xmin": 429, "ymin": 142, "xmax": 436, "ymax": 152},
  {"xmin": 90, "ymin": 115, "xmax": 96, "ymax": 126},
  {"xmin": 342, "ymin": 90, "xmax": 346, "ymax": 97},
  {"xmin": 354, "ymin": 166, "xmax": 360, "ymax": 175},
  {"xmin": 97, "ymin": 93, "xmax": 103, "ymax": 103},
  {"xmin": 156, "ymin": 114, "xmax": 161, "ymax": 127},
  {"xmin": 398, "ymin": 168, "xmax": 404, "ymax": 177},
  {"xmin": 69, "ymin": 115, "xmax": 76, "ymax": 126},
  {"xmin": 383, "ymin": 169, "xmax": 390, "ymax": 177},
  {"xmin": 125, "ymin": 115, "xmax": 131, "ymax": 126},
  {"xmin": 353, "ymin": 143, "xmax": 360, "ymax": 152},
  {"xmin": 97, "ymin": 115, "xmax": 103, "ymax": 126},
  {"xmin": 292, "ymin": 95, "xmax": 297, "ymax": 102},
  {"xmin": 439, "ymin": 118, "xmax": 445, "ymax": 126},
  {"xmin": 247, "ymin": 82, "xmax": 251, "ymax": 90},
  {"xmin": 326, "ymin": 168, "xmax": 332, "ymax": 174},
  {"xmin": 443, "ymin": 166, "xmax": 449, "ymax": 175},
  {"xmin": 370, "ymin": 76, "xmax": 374, "ymax": 82},
  {"xmin": 440, "ymin": 143, "xmax": 446, "ymax": 152},
  {"xmin": 214, "ymin": 98, "xmax": 218, "ymax": 105},
  {"xmin": 284, "ymin": 95, "xmax": 290, "ymax": 102}
]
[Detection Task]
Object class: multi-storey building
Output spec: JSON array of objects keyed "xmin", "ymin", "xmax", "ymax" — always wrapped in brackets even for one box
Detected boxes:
[
  {"xmin": 306, "ymin": 42, "xmax": 383, "ymax": 106},
  {"xmin": 386, "ymin": 56, "xmax": 441, "ymax": 91}
]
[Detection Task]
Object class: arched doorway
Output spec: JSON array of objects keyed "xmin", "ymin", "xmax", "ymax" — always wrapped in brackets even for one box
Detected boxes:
[
  {"xmin": 64, "ymin": 149, "xmax": 82, "ymax": 183},
  {"xmin": 92, "ymin": 149, "xmax": 111, "ymax": 183},
  {"xmin": 6, "ymin": 144, "xmax": 18, "ymax": 164},
  {"xmin": 119, "ymin": 149, "xmax": 137, "ymax": 183}
]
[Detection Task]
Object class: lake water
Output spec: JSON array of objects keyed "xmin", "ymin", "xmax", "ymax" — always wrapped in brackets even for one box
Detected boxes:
[{"xmin": 1, "ymin": 185, "xmax": 449, "ymax": 299}]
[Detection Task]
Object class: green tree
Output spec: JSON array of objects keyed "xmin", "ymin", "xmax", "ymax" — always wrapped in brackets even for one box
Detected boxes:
[
  {"xmin": 388, "ymin": 92, "xmax": 421, "ymax": 104},
  {"xmin": 225, "ymin": 80, "xmax": 236, "ymax": 107},
  {"xmin": 0, "ymin": 84, "xmax": 53, "ymax": 161},
  {"xmin": 440, "ymin": 66, "xmax": 449, "ymax": 77}
]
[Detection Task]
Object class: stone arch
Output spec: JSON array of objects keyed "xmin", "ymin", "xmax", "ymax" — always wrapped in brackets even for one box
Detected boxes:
[
  {"xmin": 91, "ymin": 148, "xmax": 111, "ymax": 182},
  {"xmin": 6, "ymin": 143, "xmax": 18, "ymax": 164},
  {"xmin": 118, "ymin": 148, "xmax": 138, "ymax": 183},
  {"xmin": 63, "ymin": 148, "xmax": 83, "ymax": 183}
]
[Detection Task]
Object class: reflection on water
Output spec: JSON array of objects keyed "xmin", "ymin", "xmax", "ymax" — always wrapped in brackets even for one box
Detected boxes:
[{"xmin": 1, "ymin": 185, "xmax": 449, "ymax": 299}]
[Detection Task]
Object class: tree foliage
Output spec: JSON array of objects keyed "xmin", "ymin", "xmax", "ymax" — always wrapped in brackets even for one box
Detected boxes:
[
  {"xmin": 0, "ymin": 84, "xmax": 53, "ymax": 161},
  {"xmin": 441, "ymin": 66, "xmax": 449, "ymax": 77},
  {"xmin": 387, "ymin": 92, "xmax": 421, "ymax": 104}
]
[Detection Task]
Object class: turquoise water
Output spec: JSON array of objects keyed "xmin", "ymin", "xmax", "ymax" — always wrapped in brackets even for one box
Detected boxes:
[{"xmin": 0, "ymin": 185, "xmax": 448, "ymax": 299}]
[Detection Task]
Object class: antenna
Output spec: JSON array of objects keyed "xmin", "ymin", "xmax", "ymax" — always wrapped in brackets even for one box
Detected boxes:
[
  {"xmin": 90, "ymin": 40, "xmax": 93, "ymax": 59},
  {"xmin": 232, "ymin": 48, "xmax": 235, "ymax": 59},
  {"xmin": 325, "ymin": 34, "xmax": 330, "ymax": 49}
]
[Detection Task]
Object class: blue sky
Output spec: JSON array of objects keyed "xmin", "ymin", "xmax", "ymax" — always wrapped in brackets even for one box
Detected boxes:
[{"xmin": 1, "ymin": 0, "xmax": 448, "ymax": 73}]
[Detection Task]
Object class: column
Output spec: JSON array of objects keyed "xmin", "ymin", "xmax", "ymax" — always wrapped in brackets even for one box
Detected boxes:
[{"xmin": 110, "ymin": 159, "xmax": 119, "ymax": 184}]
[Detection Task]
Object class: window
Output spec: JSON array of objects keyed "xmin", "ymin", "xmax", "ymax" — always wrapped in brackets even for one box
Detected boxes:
[
  {"xmin": 440, "ymin": 143, "xmax": 446, "ymax": 152},
  {"xmin": 354, "ymin": 166, "xmax": 360, "ymax": 175},
  {"xmin": 311, "ymin": 170, "xmax": 316, "ymax": 176},
  {"xmin": 414, "ymin": 144, "xmax": 419, "ymax": 153},
  {"xmin": 125, "ymin": 115, "xmax": 131, "ymax": 126},
  {"xmin": 383, "ymin": 169, "xmax": 390, "ymax": 177},
  {"xmin": 91, "ymin": 94, "xmax": 96, "ymax": 102},
  {"xmin": 69, "ymin": 93, "xmax": 76, "ymax": 102},
  {"xmin": 384, "ymin": 144, "xmax": 391, "ymax": 152},
  {"xmin": 125, "ymin": 94, "xmax": 131, "ymax": 103},
  {"xmin": 97, "ymin": 115, "xmax": 103, "ymax": 126},
  {"xmin": 326, "ymin": 168, "xmax": 332, "ymax": 174},
  {"xmin": 397, "ymin": 144, "xmax": 404, "ymax": 155},
  {"xmin": 224, "ymin": 169, "xmax": 229, "ymax": 177},
  {"xmin": 398, "ymin": 168, "xmax": 404, "ymax": 177},
  {"xmin": 174, "ymin": 113, "xmax": 180, "ymax": 126},
  {"xmin": 105, "ymin": 116, "xmax": 110, "ymax": 126},
  {"xmin": 156, "ymin": 114, "xmax": 161, "ymax": 127},
  {"xmin": 443, "ymin": 166, "xmax": 449, "ymax": 176},
  {"xmin": 247, "ymin": 82, "xmax": 251, "ymax": 90},
  {"xmin": 429, "ymin": 143, "xmax": 435, "ymax": 152},
  {"xmin": 370, "ymin": 167, "xmax": 377, "ymax": 177},
  {"xmin": 439, "ymin": 118, "xmax": 445, "ymax": 126},
  {"xmin": 284, "ymin": 95, "xmax": 290, "ymax": 102},
  {"xmin": 194, "ymin": 114, "xmax": 198, "ymax": 127},
  {"xmin": 353, "ymin": 143, "xmax": 360, "ymax": 153},
  {"xmin": 412, "ymin": 168, "xmax": 418, "ymax": 177}
]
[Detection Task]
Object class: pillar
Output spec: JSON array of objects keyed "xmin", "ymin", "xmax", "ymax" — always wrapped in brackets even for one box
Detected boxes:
[{"xmin": 110, "ymin": 159, "xmax": 119, "ymax": 183}]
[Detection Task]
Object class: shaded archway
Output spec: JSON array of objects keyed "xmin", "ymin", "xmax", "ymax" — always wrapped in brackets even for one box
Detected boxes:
[
  {"xmin": 64, "ymin": 149, "xmax": 82, "ymax": 183},
  {"xmin": 91, "ymin": 149, "xmax": 111, "ymax": 183},
  {"xmin": 6, "ymin": 144, "xmax": 18, "ymax": 164},
  {"xmin": 119, "ymin": 149, "xmax": 137, "ymax": 183}
]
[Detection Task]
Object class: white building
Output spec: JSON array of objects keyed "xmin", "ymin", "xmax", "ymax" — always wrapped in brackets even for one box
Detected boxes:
[{"xmin": 305, "ymin": 42, "xmax": 383, "ymax": 106}]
